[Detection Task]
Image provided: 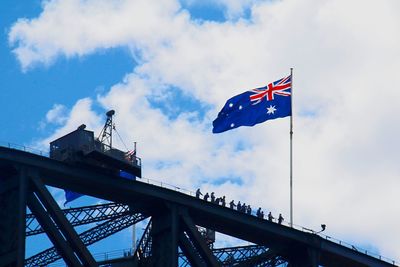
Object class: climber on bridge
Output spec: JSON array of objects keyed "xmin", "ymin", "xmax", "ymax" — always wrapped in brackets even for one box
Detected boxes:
[
  {"xmin": 229, "ymin": 200, "xmax": 236, "ymax": 209},
  {"xmin": 221, "ymin": 196, "xmax": 226, "ymax": 207},
  {"xmin": 256, "ymin": 207, "xmax": 262, "ymax": 218},
  {"xmin": 211, "ymin": 192, "xmax": 216, "ymax": 203},
  {"xmin": 278, "ymin": 214, "xmax": 284, "ymax": 224},
  {"xmin": 203, "ymin": 192, "xmax": 209, "ymax": 201},
  {"xmin": 246, "ymin": 205, "xmax": 252, "ymax": 215},
  {"xmin": 268, "ymin": 211, "xmax": 274, "ymax": 222},
  {"xmin": 241, "ymin": 203, "xmax": 246, "ymax": 213},
  {"xmin": 237, "ymin": 201, "xmax": 242, "ymax": 211},
  {"xmin": 195, "ymin": 188, "xmax": 203, "ymax": 198}
]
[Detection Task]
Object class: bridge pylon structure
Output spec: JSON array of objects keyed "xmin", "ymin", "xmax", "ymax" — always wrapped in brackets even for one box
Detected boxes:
[{"xmin": 0, "ymin": 147, "xmax": 396, "ymax": 267}]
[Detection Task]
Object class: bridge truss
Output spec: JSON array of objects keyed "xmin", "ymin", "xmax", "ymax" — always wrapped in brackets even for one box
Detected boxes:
[{"xmin": 0, "ymin": 147, "xmax": 396, "ymax": 267}]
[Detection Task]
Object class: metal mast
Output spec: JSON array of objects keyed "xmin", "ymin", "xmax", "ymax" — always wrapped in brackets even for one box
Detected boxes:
[{"xmin": 98, "ymin": 110, "xmax": 115, "ymax": 151}]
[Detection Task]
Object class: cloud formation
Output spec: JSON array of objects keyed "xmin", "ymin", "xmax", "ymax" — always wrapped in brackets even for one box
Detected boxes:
[{"xmin": 9, "ymin": 0, "xmax": 400, "ymax": 261}]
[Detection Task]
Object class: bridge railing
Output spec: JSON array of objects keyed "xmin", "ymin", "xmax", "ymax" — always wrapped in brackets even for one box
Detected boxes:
[
  {"xmin": 319, "ymin": 233, "xmax": 396, "ymax": 265},
  {"xmin": 47, "ymin": 248, "xmax": 134, "ymax": 267},
  {"xmin": 0, "ymin": 142, "xmax": 49, "ymax": 157},
  {"xmin": 276, "ymin": 221, "xmax": 397, "ymax": 265},
  {"xmin": 137, "ymin": 176, "xmax": 195, "ymax": 196}
]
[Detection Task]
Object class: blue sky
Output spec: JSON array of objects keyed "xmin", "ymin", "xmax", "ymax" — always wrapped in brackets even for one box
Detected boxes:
[
  {"xmin": 0, "ymin": 1, "xmax": 220, "ymax": 146},
  {"xmin": 2, "ymin": 0, "xmax": 400, "ymax": 263},
  {"xmin": 0, "ymin": 1, "xmax": 135, "ymax": 144}
]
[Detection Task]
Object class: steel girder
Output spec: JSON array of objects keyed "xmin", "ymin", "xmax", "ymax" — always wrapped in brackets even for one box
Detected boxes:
[
  {"xmin": 26, "ymin": 203, "xmax": 130, "ymax": 236},
  {"xmin": 27, "ymin": 191, "xmax": 84, "ymax": 267},
  {"xmin": 25, "ymin": 213, "xmax": 147, "ymax": 266},
  {"xmin": 180, "ymin": 212, "xmax": 220, "ymax": 267},
  {"xmin": 30, "ymin": 177, "xmax": 97, "ymax": 266},
  {"xmin": 133, "ymin": 219, "xmax": 287, "ymax": 267},
  {"xmin": 0, "ymin": 168, "xmax": 27, "ymax": 267},
  {"xmin": 98, "ymin": 245, "xmax": 288, "ymax": 267},
  {"xmin": 133, "ymin": 219, "xmax": 153, "ymax": 261},
  {"xmin": 128, "ymin": 204, "xmax": 220, "ymax": 267}
]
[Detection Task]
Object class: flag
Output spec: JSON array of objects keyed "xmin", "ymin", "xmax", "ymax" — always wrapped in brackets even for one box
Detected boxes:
[
  {"xmin": 212, "ymin": 75, "xmax": 291, "ymax": 133},
  {"xmin": 64, "ymin": 168, "xmax": 136, "ymax": 205},
  {"xmin": 64, "ymin": 146, "xmax": 138, "ymax": 205},
  {"xmin": 119, "ymin": 170, "xmax": 136, "ymax": 180},
  {"xmin": 122, "ymin": 147, "xmax": 137, "ymax": 180},
  {"xmin": 64, "ymin": 190, "xmax": 83, "ymax": 205},
  {"xmin": 125, "ymin": 149, "xmax": 136, "ymax": 161}
]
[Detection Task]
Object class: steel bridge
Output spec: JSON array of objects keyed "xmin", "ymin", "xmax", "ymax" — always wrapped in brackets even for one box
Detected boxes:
[{"xmin": 0, "ymin": 146, "xmax": 397, "ymax": 267}]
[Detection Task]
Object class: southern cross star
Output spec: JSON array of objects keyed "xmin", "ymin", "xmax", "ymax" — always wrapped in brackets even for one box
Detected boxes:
[{"xmin": 266, "ymin": 105, "xmax": 277, "ymax": 115}]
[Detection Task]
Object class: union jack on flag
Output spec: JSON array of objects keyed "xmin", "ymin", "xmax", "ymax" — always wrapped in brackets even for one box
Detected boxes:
[
  {"xmin": 212, "ymin": 75, "xmax": 292, "ymax": 133},
  {"xmin": 125, "ymin": 149, "xmax": 136, "ymax": 157},
  {"xmin": 249, "ymin": 76, "xmax": 291, "ymax": 105},
  {"xmin": 125, "ymin": 149, "xmax": 136, "ymax": 161}
]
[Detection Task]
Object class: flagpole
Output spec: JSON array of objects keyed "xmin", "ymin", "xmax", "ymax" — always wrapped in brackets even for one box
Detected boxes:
[{"xmin": 289, "ymin": 67, "xmax": 294, "ymax": 228}]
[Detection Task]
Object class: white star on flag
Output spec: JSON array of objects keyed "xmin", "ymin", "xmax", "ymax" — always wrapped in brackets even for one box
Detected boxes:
[{"xmin": 266, "ymin": 105, "xmax": 277, "ymax": 115}]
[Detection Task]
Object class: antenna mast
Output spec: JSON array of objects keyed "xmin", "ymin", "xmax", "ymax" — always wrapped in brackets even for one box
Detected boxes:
[{"xmin": 98, "ymin": 110, "xmax": 115, "ymax": 151}]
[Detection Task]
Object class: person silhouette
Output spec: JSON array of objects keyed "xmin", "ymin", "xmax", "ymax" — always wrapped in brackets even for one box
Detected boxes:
[
  {"xmin": 268, "ymin": 212, "xmax": 274, "ymax": 222},
  {"xmin": 211, "ymin": 192, "xmax": 215, "ymax": 203},
  {"xmin": 237, "ymin": 201, "xmax": 242, "ymax": 211},
  {"xmin": 229, "ymin": 200, "xmax": 236, "ymax": 209},
  {"xmin": 195, "ymin": 188, "xmax": 202, "ymax": 198},
  {"xmin": 278, "ymin": 214, "xmax": 284, "ymax": 224},
  {"xmin": 221, "ymin": 196, "xmax": 226, "ymax": 207}
]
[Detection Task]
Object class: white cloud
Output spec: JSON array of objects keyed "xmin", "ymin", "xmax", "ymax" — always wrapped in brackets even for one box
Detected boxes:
[
  {"xmin": 45, "ymin": 103, "xmax": 67, "ymax": 124},
  {"xmin": 10, "ymin": 0, "xmax": 400, "ymax": 261},
  {"xmin": 37, "ymin": 98, "xmax": 103, "ymax": 150},
  {"xmin": 8, "ymin": 0, "xmax": 182, "ymax": 70}
]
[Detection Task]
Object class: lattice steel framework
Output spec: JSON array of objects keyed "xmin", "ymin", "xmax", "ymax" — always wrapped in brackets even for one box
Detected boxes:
[
  {"xmin": 26, "ymin": 203, "xmax": 129, "ymax": 236},
  {"xmin": 131, "ymin": 219, "xmax": 288, "ymax": 267},
  {"xmin": 180, "ymin": 245, "xmax": 287, "ymax": 267},
  {"xmin": 25, "ymin": 213, "xmax": 147, "ymax": 266},
  {"xmin": 133, "ymin": 219, "xmax": 153, "ymax": 261}
]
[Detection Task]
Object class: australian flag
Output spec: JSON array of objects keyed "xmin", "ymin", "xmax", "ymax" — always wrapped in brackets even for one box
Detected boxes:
[{"xmin": 212, "ymin": 75, "xmax": 292, "ymax": 133}]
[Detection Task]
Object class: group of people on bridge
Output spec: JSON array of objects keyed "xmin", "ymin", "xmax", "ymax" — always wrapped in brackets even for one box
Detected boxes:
[{"xmin": 195, "ymin": 189, "xmax": 285, "ymax": 225}]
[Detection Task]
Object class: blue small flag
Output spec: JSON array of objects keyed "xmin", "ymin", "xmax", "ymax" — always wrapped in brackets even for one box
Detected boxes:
[
  {"xmin": 64, "ymin": 170, "xmax": 136, "ymax": 205},
  {"xmin": 64, "ymin": 190, "xmax": 83, "ymax": 205},
  {"xmin": 212, "ymin": 75, "xmax": 291, "ymax": 133},
  {"xmin": 119, "ymin": 170, "xmax": 136, "ymax": 180}
]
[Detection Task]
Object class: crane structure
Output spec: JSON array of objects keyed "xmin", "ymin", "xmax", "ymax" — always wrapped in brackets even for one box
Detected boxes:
[{"xmin": 0, "ymin": 111, "xmax": 397, "ymax": 267}]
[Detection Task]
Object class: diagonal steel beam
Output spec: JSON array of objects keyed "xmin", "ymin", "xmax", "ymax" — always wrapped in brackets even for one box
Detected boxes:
[
  {"xmin": 26, "ymin": 203, "xmax": 130, "ymax": 236},
  {"xmin": 25, "ymin": 213, "xmax": 147, "ymax": 266},
  {"xmin": 133, "ymin": 219, "xmax": 152, "ymax": 261},
  {"xmin": 178, "ymin": 232, "xmax": 206, "ymax": 267},
  {"xmin": 30, "ymin": 176, "xmax": 97, "ymax": 266},
  {"xmin": 234, "ymin": 249, "xmax": 284, "ymax": 267},
  {"xmin": 180, "ymin": 213, "xmax": 220, "ymax": 267},
  {"xmin": 27, "ymin": 192, "xmax": 82, "ymax": 267},
  {"xmin": 209, "ymin": 245, "xmax": 269, "ymax": 267}
]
